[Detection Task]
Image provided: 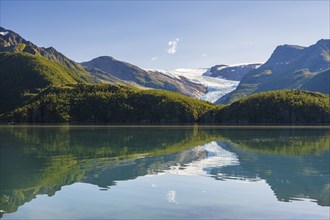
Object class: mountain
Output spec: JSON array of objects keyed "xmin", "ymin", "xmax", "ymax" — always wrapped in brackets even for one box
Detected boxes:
[
  {"xmin": 300, "ymin": 68, "xmax": 330, "ymax": 94},
  {"xmin": 0, "ymin": 27, "xmax": 207, "ymax": 114},
  {"xmin": 1, "ymin": 27, "xmax": 205, "ymax": 99},
  {"xmin": 81, "ymin": 56, "xmax": 206, "ymax": 98},
  {"xmin": 0, "ymin": 27, "xmax": 98, "ymax": 113},
  {"xmin": 83, "ymin": 66, "xmax": 134, "ymax": 87},
  {"xmin": 0, "ymin": 27, "xmax": 97, "ymax": 83},
  {"xmin": 217, "ymin": 40, "xmax": 330, "ymax": 104},
  {"xmin": 207, "ymin": 63, "xmax": 262, "ymax": 81}
]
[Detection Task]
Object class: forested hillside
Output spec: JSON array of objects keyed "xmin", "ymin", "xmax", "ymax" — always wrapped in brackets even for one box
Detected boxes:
[
  {"xmin": 0, "ymin": 52, "xmax": 85, "ymax": 113},
  {"xmin": 2, "ymin": 86, "xmax": 329, "ymax": 124},
  {"xmin": 4, "ymin": 84, "xmax": 213, "ymax": 123},
  {"xmin": 204, "ymin": 90, "xmax": 330, "ymax": 124}
]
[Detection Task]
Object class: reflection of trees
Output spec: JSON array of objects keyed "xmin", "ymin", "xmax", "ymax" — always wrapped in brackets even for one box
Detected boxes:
[
  {"xmin": 0, "ymin": 126, "xmax": 214, "ymax": 214},
  {"xmin": 215, "ymin": 128, "xmax": 330, "ymax": 156},
  {"xmin": 3, "ymin": 126, "xmax": 216, "ymax": 158}
]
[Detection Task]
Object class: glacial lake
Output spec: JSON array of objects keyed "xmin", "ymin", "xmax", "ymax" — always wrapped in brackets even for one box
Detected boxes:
[{"xmin": 0, "ymin": 125, "xmax": 329, "ymax": 219}]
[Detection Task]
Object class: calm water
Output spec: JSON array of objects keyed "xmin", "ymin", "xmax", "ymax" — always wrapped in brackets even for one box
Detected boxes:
[{"xmin": 0, "ymin": 126, "xmax": 329, "ymax": 219}]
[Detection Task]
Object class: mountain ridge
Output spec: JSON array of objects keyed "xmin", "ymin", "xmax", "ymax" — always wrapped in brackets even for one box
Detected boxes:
[
  {"xmin": 216, "ymin": 39, "xmax": 330, "ymax": 104},
  {"xmin": 0, "ymin": 27, "xmax": 207, "ymax": 99},
  {"xmin": 0, "ymin": 27, "xmax": 97, "ymax": 83},
  {"xmin": 81, "ymin": 56, "xmax": 207, "ymax": 98}
]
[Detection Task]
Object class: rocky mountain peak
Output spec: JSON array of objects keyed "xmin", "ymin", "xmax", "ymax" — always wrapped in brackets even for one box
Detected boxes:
[
  {"xmin": 316, "ymin": 39, "xmax": 330, "ymax": 47},
  {"xmin": 265, "ymin": 44, "xmax": 305, "ymax": 66},
  {"xmin": 209, "ymin": 63, "xmax": 262, "ymax": 81}
]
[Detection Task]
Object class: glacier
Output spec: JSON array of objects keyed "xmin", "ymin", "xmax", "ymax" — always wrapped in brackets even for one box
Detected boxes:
[{"xmin": 148, "ymin": 68, "xmax": 239, "ymax": 103}]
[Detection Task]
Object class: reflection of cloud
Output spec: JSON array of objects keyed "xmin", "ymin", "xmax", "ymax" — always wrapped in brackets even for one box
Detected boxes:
[
  {"xmin": 151, "ymin": 184, "xmax": 157, "ymax": 188},
  {"xmin": 167, "ymin": 38, "xmax": 179, "ymax": 54},
  {"xmin": 151, "ymin": 56, "xmax": 158, "ymax": 61},
  {"xmin": 167, "ymin": 190, "xmax": 178, "ymax": 204}
]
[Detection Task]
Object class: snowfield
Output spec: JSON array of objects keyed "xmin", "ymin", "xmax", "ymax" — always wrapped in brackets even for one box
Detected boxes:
[{"xmin": 148, "ymin": 68, "xmax": 239, "ymax": 103}]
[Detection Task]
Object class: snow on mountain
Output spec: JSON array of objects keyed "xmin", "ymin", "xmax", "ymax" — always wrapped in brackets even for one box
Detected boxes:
[{"xmin": 147, "ymin": 68, "xmax": 239, "ymax": 103}]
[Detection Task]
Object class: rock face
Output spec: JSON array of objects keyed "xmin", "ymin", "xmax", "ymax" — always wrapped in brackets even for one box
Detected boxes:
[
  {"xmin": 81, "ymin": 56, "xmax": 207, "ymax": 98},
  {"xmin": 217, "ymin": 39, "xmax": 330, "ymax": 104},
  {"xmin": 208, "ymin": 63, "xmax": 262, "ymax": 81}
]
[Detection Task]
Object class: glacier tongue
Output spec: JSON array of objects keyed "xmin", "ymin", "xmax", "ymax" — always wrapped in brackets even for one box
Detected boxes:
[
  {"xmin": 149, "ymin": 68, "xmax": 239, "ymax": 103},
  {"xmin": 199, "ymin": 77, "xmax": 239, "ymax": 103}
]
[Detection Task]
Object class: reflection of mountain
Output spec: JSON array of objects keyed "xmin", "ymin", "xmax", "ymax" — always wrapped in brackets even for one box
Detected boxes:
[
  {"xmin": 221, "ymin": 141, "xmax": 329, "ymax": 206},
  {"xmin": 204, "ymin": 128, "xmax": 330, "ymax": 206},
  {"xmin": 0, "ymin": 127, "xmax": 329, "ymax": 215},
  {"xmin": 82, "ymin": 148, "xmax": 206, "ymax": 188},
  {"xmin": 0, "ymin": 126, "xmax": 215, "ymax": 214}
]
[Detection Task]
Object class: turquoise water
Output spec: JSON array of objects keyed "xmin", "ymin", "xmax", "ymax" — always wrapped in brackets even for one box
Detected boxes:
[{"xmin": 1, "ymin": 126, "xmax": 329, "ymax": 219}]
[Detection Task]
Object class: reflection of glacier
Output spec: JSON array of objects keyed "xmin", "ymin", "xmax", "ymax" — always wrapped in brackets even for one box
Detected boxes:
[{"xmin": 164, "ymin": 141, "xmax": 239, "ymax": 176}]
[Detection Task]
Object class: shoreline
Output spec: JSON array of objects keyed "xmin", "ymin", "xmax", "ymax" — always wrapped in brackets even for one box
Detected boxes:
[{"xmin": 1, "ymin": 123, "xmax": 330, "ymax": 129}]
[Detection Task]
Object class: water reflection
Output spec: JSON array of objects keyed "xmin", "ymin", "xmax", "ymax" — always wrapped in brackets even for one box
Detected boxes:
[{"xmin": 0, "ymin": 126, "xmax": 329, "ymax": 217}]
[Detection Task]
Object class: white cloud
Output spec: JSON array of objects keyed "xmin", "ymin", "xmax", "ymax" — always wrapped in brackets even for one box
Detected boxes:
[
  {"xmin": 167, "ymin": 38, "xmax": 179, "ymax": 54},
  {"xmin": 201, "ymin": 53, "xmax": 208, "ymax": 57},
  {"xmin": 151, "ymin": 56, "xmax": 158, "ymax": 61}
]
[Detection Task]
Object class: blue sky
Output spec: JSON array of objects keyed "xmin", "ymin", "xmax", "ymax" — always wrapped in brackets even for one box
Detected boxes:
[{"xmin": 1, "ymin": 0, "xmax": 329, "ymax": 70}]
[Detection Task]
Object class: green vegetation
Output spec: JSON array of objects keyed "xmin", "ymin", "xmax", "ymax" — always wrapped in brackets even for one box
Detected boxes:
[
  {"xmin": 2, "ymin": 85, "xmax": 330, "ymax": 124},
  {"xmin": 203, "ymin": 90, "xmax": 330, "ymax": 124},
  {"xmin": 0, "ymin": 52, "xmax": 85, "ymax": 113},
  {"xmin": 4, "ymin": 84, "xmax": 214, "ymax": 123},
  {"xmin": 2, "ymin": 82, "xmax": 329, "ymax": 124},
  {"xmin": 39, "ymin": 47, "xmax": 97, "ymax": 84}
]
